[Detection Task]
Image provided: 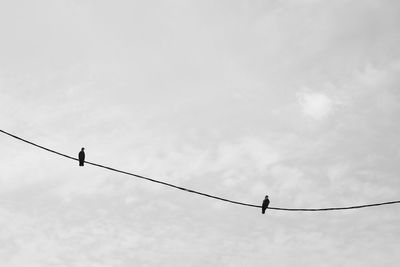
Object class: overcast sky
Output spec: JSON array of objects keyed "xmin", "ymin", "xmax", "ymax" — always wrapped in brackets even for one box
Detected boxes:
[{"xmin": 1, "ymin": 0, "xmax": 400, "ymax": 266}]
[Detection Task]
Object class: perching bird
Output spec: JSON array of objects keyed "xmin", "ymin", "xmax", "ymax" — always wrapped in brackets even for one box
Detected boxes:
[
  {"xmin": 78, "ymin": 148, "xmax": 85, "ymax": 166},
  {"xmin": 262, "ymin": 195, "xmax": 270, "ymax": 214}
]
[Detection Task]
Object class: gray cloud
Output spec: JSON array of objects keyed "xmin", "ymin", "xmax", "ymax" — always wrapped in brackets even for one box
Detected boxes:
[{"xmin": 1, "ymin": 0, "xmax": 400, "ymax": 266}]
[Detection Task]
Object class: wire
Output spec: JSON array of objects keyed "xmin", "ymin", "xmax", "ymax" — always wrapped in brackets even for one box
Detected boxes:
[{"xmin": 1, "ymin": 128, "xmax": 400, "ymax": 212}]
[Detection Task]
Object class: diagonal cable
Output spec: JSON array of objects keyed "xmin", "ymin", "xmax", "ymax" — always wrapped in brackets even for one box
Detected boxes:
[{"xmin": 1, "ymin": 129, "xmax": 400, "ymax": 211}]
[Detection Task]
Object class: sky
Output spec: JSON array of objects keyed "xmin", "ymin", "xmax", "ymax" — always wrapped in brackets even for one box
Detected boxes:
[{"xmin": 0, "ymin": 0, "xmax": 400, "ymax": 266}]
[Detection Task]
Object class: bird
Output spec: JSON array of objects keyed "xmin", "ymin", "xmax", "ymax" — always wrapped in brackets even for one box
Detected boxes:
[
  {"xmin": 78, "ymin": 148, "xmax": 85, "ymax": 166},
  {"xmin": 262, "ymin": 195, "xmax": 270, "ymax": 214}
]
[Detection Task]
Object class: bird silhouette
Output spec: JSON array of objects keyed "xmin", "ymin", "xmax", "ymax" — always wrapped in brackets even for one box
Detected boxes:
[
  {"xmin": 78, "ymin": 148, "xmax": 85, "ymax": 166},
  {"xmin": 262, "ymin": 195, "xmax": 270, "ymax": 214}
]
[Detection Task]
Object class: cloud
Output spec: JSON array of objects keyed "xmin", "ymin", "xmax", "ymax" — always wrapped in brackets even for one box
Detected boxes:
[
  {"xmin": 1, "ymin": 0, "xmax": 400, "ymax": 266},
  {"xmin": 297, "ymin": 90, "xmax": 334, "ymax": 120}
]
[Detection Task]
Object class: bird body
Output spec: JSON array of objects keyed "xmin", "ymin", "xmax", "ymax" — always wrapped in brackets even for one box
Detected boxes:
[
  {"xmin": 262, "ymin": 195, "xmax": 270, "ymax": 214},
  {"xmin": 78, "ymin": 148, "xmax": 85, "ymax": 166}
]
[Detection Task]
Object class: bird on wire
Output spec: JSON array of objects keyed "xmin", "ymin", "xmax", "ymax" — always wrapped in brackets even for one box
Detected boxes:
[
  {"xmin": 78, "ymin": 147, "xmax": 85, "ymax": 166},
  {"xmin": 262, "ymin": 195, "xmax": 270, "ymax": 214},
  {"xmin": 3, "ymin": 128, "xmax": 400, "ymax": 212}
]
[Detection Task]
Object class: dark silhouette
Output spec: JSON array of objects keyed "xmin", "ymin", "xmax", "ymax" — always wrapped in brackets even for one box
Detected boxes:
[
  {"xmin": 262, "ymin": 195, "xmax": 270, "ymax": 214},
  {"xmin": 78, "ymin": 148, "xmax": 85, "ymax": 166}
]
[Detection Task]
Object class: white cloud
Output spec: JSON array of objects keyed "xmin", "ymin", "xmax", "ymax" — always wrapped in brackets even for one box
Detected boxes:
[{"xmin": 297, "ymin": 91, "xmax": 333, "ymax": 120}]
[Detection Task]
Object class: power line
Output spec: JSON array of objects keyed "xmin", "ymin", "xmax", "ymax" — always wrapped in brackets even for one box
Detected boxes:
[{"xmin": 1, "ymin": 128, "xmax": 400, "ymax": 212}]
